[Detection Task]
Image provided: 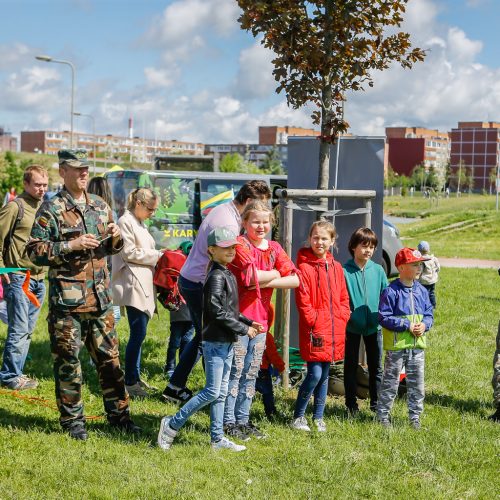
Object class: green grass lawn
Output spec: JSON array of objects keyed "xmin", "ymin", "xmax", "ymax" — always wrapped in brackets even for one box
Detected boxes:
[
  {"xmin": 384, "ymin": 194, "xmax": 500, "ymax": 260},
  {"xmin": 0, "ymin": 268, "xmax": 498, "ymax": 499}
]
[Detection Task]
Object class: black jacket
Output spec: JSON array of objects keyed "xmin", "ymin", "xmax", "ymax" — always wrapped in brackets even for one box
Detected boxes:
[{"xmin": 202, "ymin": 261, "xmax": 252, "ymax": 342}]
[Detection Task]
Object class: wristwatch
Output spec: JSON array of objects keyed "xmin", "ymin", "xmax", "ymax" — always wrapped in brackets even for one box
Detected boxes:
[{"xmin": 60, "ymin": 241, "xmax": 72, "ymax": 254}]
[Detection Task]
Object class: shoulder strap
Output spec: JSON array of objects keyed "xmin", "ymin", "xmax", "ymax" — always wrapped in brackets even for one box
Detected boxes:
[{"xmin": 2, "ymin": 198, "xmax": 24, "ymax": 258}]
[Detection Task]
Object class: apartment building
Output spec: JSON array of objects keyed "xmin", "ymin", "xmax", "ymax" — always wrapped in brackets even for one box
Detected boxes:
[
  {"xmin": 259, "ymin": 125, "xmax": 320, "ymax": 145},
  {"xmin": 0, "ymin": 127, "xmax": 17, "ymax": 152},
  {"xmin": 386, "ymin": 127, "xmax": 450, "ymax": 177},
  {"xmin": 204, "ymin": 143, "xmax": 288, "ymax": 169},
  {"xmin": 450, "ymin": 122, "xmax": 500, "ymax": 191},
  {"xmin": 20, "ymin": 130, "xmax": 204, "ymax": 163}
]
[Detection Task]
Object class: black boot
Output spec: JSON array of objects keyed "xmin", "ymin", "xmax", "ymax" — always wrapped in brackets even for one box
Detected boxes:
[
  {"xmin": 488, "ymin": 408, "xmax": 500, "ymax": 422},
  {"xmin": 66, "ymin": 421, "xmax": 88, "ymax": 441}
]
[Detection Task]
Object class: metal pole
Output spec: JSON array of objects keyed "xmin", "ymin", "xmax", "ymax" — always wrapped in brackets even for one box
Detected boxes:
[
  {"xmin": 281, "ymin": 198, "xmax": 294, "ymax": 390},
  {"xmin": 35, "ymin": 56, "xmax": 76, "ymax": 148},
  {"xmin": 73, "ymin": 112, "xmax": 96, "ymax": 175}
]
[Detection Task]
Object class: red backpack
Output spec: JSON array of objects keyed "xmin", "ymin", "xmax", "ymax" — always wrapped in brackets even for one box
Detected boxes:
[{"xmin": 153, "ymin": 249, "xmax": 186, "ymax": 311}]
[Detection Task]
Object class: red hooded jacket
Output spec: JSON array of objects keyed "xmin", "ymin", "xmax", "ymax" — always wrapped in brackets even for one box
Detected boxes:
[{"xmin": 295, "ymin": 247, "xmax": 350, "ymax": 362}]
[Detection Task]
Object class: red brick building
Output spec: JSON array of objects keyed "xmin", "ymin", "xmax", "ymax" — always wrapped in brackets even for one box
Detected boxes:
[
  {"xmin": 0, "ymin": 127, "xmax": 17, "ymax": 152},
  {"xmin": 450, "ymin": 122, "xmax": 500, "ymax": 191},
  {"xmin": 386, "ymin": 127, "xmax": 449, "ymax": 177},
  {"xmin": 259, "ymin": 126, "xmax": 319, "ymax": 145}
]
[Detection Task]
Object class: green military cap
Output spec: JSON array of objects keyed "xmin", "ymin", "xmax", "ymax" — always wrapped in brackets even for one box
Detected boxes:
[
  {"xmin": 58, "ymin": 149, "xmax": 90, "ymax": 168},
  {"xmin": 207, "ymin": 227, "xmax": 240, "ymax": 248}
]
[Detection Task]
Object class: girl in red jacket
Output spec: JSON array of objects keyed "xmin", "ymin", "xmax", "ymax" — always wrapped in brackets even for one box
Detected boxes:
[{"xmin": 292, "ymin": 220, "xmax": 350, "ymax": 432}]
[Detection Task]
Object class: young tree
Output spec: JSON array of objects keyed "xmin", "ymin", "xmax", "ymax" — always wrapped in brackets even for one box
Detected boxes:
[
  {"xmin": 237, "ymin": 0, "xmax": 425, "ymax": 190},
  {"xmin": 0, "ymin": 152, "xmax": 25, "ymax": 198},
  {"xmin": 260, "ymin": 147, "xmax": 285, "ymax": 175},
  {"xmin": 489, "ymin": 166, "xmax": 497, "ymax": 195}
]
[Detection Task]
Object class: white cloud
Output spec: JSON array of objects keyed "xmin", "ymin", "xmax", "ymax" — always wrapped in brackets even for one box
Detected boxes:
[
  {"xmin": 145, "ymin": 0, "xmax": 240, "ymax": 64},
  {"xmin": 214, "ymin": 96, "xmax": 241, "ymax": 117},
  {"xmin": 144, "ymin": 66, "xmax": 176, "ymax": 88},
  {"xmin": 233, "ymin": 41, "xmax": 275, "ymax": 100}
]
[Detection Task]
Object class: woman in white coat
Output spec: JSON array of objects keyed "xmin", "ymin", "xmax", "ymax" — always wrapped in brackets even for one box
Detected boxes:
[{"xmin": 112, "ymin": 188, "xmax": 162, "ymax": 398}]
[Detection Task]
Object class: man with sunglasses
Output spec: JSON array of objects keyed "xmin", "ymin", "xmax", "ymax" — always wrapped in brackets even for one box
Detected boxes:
[{"xmin": 27, "ymin": 149, "xmax": 140, "ymax": 441}]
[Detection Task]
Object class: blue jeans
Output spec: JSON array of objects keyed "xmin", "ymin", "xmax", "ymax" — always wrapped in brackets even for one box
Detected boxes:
[
  {"xmin": 165, "ymin": 321, "xmax": 195, "ymax": 375},
  {"xmin": 255, "ymin": 368, "xmax": 277, "ymax": 416},
  {"xmin": 168, "ymin": 276, "xmax": 203, "ymax": 389},
  {"xmin": 169, "ymin": 341, "xmax": 234, "ymax": 442},
  {"xmin": 294, "ymin": 361, "xmax": 330, "ymax": 420},
  {"xmin": 124, "ymin": 305, "xmax": 149, "ymax": 385},
  {"xmin": 0, "ymin": 274, "xmax": 45, "ymax": 387},
  {"xmin": 224, "ymin": 332, "xmax": 266, "ymax": 426}
]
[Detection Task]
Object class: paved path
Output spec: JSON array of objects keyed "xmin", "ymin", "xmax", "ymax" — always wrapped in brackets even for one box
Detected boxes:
[{"xmin": 440, "ymin": 258, "xmax": 500, "ymax": 269}]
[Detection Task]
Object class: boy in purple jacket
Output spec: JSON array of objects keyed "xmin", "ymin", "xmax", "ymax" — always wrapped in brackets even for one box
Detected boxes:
[{"xmin": 377, "ymin": 248, "xmax": 433, "ymax": 430}]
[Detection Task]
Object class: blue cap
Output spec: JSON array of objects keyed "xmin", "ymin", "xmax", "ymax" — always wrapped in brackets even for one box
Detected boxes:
[{"xmin": 418, "ymin": 241, "xmax": 430, "ymax": 253}]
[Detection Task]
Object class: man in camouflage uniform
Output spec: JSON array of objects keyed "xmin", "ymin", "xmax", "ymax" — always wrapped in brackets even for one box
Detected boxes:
[
  {"xmin": 27, "ymin": 149, "xmax": 140, "ymax": 440},
  {"xmin": 489, "ymin": 322, "xmax": 500, "ymax": 422}
]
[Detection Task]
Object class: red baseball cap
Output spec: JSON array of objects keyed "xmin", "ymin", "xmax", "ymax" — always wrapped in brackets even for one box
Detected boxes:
[{"xmin": 395, "ymin": 247, "xmax": 430, "ymax": 267}]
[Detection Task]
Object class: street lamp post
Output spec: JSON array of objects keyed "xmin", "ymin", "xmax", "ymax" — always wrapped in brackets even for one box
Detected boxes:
[
  {"xmin": 35, "ymin": 55, "xmax": 76, "ymax": 148},
  {"xmin": 74, "ymin": 112, "xmax": 96, "ymax": 175}
]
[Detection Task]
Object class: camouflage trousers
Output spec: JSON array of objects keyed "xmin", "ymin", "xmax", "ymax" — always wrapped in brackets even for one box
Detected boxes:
[
  {"xmin": 377, "ymin": 349, "xmax": 425, "ymax": 422},
  {"xmin": 48, "ymin": 307, "xmax": 130, "ymax": 428},
  {"xmin": 493, "ymin": 322, "xmax": 500, "ymax": 408}
]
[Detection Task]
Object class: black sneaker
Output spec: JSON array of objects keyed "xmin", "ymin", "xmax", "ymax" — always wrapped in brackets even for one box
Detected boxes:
[
  {"xmin": 240, "ymin": 422, "xmax": 266, "ymax": 440},
  {"xmin": 488, "ymin": 408, "xmax": 500, "ymax": 422},
  {"xmin": 162, "ymin": 386, "xmax": 193, "ymax": 404},
  {"xmin": 347, "ymin": 406, "xmax": 360, "ymax": 418},
  {"xmin": 109, "ymin": 418, "xmax": 142, "ymax": 435},
  {"xmin": 224, "ymin": 423, "xmax": 250, "ymax": 442},
  {"xmin": 66, "ymin": 422, "xmax": 88, "ymax": 441}
]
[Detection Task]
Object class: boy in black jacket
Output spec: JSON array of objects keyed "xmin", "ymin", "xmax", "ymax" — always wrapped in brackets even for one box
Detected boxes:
[{"xmin": 158, "ymin": 228, "xmax": 262, "ymax": 452}]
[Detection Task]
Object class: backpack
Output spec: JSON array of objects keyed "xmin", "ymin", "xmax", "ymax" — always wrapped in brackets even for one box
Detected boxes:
[
  {"xmin": 153, "ymin": 249, "xmax": 186, "ymax": 311},
  {"xmin": 2, "ymin": 198, "xmax": 24, "ymax": 260}
]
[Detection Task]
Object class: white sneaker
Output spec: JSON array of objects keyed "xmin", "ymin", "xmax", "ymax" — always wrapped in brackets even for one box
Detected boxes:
[
  {"xmin": 139, "ymin": 379, "xmax": 158, "ymax": 391},
  {"xmin": 211, "ymin": 436, "xmax": 246, "ymax": 452},
  {"xmin": 313, "ymin": 419, "xmax": 327, "ymax": 432},
  {"xmin": 126, "ymin": 382, "xmax": 149, "ymax": 399},
  {"xmin": 158, "ymin": 416, "xmax": 177, "ymax": 450},
  {"xmin": 291, "ymin": 417, "xmax": 311, "ymax": 432}
]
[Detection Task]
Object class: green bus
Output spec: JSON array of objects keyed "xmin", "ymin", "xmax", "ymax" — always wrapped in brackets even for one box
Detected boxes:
[{"xmin": 104, "ymin": 169, "xmax": 286, "ymax": 250}]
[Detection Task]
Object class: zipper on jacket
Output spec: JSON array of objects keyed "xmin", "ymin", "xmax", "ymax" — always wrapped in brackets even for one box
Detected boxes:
[
  {"xmin": 325, "ymin": 261, "xmax": 335, "ymax": 358},
  {"xmin": 362, "ymin": 267, "xmax": 368, "ymax": 326},
  {"xmin": 410, "ymin": 287, "xmax": 416, "ymax": 347}
]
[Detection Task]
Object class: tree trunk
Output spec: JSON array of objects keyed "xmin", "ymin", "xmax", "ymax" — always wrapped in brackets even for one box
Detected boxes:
[{"xmin": 317, "ymin": 0, "xmax": 335, "ymax": 197}]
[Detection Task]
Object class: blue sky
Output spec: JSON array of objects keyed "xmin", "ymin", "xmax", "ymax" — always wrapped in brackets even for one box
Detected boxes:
[{"xmin": 0, "ymin": 0, "xmax": 499, "ymax": 143}]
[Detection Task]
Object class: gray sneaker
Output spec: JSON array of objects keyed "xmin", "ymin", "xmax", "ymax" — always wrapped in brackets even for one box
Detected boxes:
[
  {"xmin": 158, "ymin": 416, "xmax": 177, "ymax": 450},
  {"xmin": 313, "ymin": 418, "xmax": 327, "ymax": 432},
  {"xmin": 7, "ymin": 375, "xmax": 38, "ymax": 391},
  {"xmin": 291, "ymin": 417, "xmax": 311, "ymax": 432},
  {"xmin": 378, "ymin": 418, "xmax": 392, "ymax": 428},
  {"xmin": 410, "ymin": 419, "xmax": 421, "ymax": 430},
  {"xmin": 211, "ymin": 436, "xmax": 246, "ymax": 452},
  {"xmin": 126, "ymin": 382, "xmax": 149, "ymax": 399}
]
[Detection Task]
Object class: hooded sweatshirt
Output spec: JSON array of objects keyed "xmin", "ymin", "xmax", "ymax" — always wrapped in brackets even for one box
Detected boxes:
[
  {"xmin": 295, "ymin": 247, "xmax": 350, "ymax": 362},
  {"xmin": 343, "ymin": 258, "xmax": 388, "ymax": 336}
]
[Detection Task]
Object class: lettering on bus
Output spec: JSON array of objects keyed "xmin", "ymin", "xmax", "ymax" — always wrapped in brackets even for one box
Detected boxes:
[{"xmin": 162, "ymin": 228, "xmax": 198, "ymax": 239}]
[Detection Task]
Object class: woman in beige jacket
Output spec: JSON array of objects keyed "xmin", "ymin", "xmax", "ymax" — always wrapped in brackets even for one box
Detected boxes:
[{"xmin": 112, "ymin": 188, "xmax": 162, "ymax": 398}]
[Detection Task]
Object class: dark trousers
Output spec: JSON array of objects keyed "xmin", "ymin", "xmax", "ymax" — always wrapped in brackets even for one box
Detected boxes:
[
  {"xmin": 343, "ymin": 330, "xmax": 382, "ymax": 411},
  {"xmin": 168, "ymin": 276, "xmax": 203, "ymax": 389},
  {"xmin": 255, "ymin": 368, "xmax": 277, "ymax": 416},
  {"xmin": 422, "ymin": 283, "xmax": 436, "ymax": 308},
  {"xmin": 165, "ymin": 321, "xmax": 195, "ymax": 374},
  {"xmin": 124, "ymin": 306, "xmax": 149, "ymax": 386}
]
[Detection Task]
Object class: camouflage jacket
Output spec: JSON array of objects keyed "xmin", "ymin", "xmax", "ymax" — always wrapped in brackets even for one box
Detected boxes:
[{"xmin": 27, "ymin": 187, "xmax": 123, "ymax": 313}]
